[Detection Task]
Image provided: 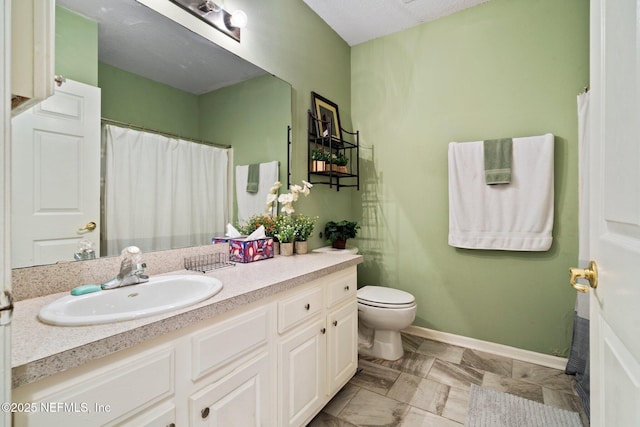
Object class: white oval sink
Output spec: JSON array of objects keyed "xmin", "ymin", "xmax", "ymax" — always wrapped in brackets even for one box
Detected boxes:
[{"xmin": 38, "ymin": 275, "xmax": 223, "ymax": 326}]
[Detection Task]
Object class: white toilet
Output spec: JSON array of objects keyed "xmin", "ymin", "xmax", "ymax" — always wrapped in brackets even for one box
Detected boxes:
[{"xmin": 357, "ymin": 285, "xmax": 417, "ymax": 360}]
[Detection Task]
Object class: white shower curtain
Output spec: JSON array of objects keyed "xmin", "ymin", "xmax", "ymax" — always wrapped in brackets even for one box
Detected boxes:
[{"xmin": 103, "ymin": 125, "xmax": 229, "ymax": 256}]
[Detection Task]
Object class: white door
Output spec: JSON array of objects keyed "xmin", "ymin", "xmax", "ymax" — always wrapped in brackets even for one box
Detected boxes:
[
  {"xmin": 11, "ymin": 79, "xmax": 100, "ymax": 267},
  {"xmin": 587, "ymin": 0, "xmax": 640, "ymax": 425}
]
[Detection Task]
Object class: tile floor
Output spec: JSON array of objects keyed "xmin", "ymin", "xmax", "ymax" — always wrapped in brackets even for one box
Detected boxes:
[{"xmin": 309, "ymin": 333, "xmax": 589, "ymax": 426}]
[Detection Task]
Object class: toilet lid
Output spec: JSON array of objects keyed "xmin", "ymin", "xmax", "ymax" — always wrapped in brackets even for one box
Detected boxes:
[{"xmin": 357, "ymin": 285, "xmax": 415, "ymax": 306}]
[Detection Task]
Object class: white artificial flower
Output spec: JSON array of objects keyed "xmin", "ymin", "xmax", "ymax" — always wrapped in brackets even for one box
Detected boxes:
[
  {"xmin": 281, "ymin": 203, "xmax": 295, "ymax": 214},
  {"xmin": 270, "ymin": 181, "xmax": 282, "ymax": 193},
  {"xmin": 278, "ymin": 193, "xmax": 294, "ymax": 204},
  {"xmin": 289, "ymin": 185, "xmax": 302, "ymax": 202},
  {"xmin": 300, "ymin": 186, "xmax": 310, "ymax": 196},
  {"xmin": 302, "ymin": 180, "xmax": 313, "ymax": 189}
]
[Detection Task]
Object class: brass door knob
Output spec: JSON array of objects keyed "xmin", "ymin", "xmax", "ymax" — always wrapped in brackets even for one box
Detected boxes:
[
  {"xmin": 78, "ymin": 221, "xmax": 97, "ymax": 232},
  {"xmin": 569, "ymin": 260, "xmax": 598, "ymax": 293}
]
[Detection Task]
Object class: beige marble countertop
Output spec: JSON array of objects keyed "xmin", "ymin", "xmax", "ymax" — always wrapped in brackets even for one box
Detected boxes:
[{"xmin": 12, "ymin": 252, "xmax": 363, "ymax": 388}]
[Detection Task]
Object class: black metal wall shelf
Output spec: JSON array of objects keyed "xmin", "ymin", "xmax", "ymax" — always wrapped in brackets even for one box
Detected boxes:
[{"xmin": 305, "ymin": 110, "xmax": 359, "ymax": 191}]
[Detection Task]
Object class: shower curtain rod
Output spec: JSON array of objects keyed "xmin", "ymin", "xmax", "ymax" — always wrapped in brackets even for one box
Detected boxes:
[{"xmin": 101, "ymin": 117, "xmax": 232, "ymax": 149}]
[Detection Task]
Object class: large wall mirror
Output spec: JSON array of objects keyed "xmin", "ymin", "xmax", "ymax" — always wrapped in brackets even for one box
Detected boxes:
[{"xmin": 11, "ymin": 0, "xmax": 291, "ymax": 268}]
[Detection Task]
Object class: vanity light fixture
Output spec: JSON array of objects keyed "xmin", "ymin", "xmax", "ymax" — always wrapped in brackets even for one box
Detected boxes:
[
  {"xmin": 169, "ymin": 0, "xmax": 247, "ymax": 42},
  {"xmin": 229, "ymin": 9, "xmax": 247, "ymax": 28}
]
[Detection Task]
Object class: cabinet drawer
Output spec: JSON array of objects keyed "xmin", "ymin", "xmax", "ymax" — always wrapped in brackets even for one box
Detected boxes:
[
  {"xmin": 13, "ymin": 348, "xmax": 174, "ymax": 427},
  {"xmin": 327, "ymin": 269, "xmax": 357, "ymax": 307},
  {"xmin": 191, "ymin": 305, "xmax": 270, "ymax": 382},
  {"xmin": 278, "ymin": 285, "xmax": 324, "ymax": 334}
]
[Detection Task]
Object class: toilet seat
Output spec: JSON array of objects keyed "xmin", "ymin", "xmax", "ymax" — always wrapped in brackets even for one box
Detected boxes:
[{"xmin": 357, "ymin": 285, "xmax": 416, "ymax": 309}]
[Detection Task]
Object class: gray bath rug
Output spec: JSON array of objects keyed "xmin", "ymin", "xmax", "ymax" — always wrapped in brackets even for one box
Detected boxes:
[{"xmin": 466, "ymin": 384, "xmax": 582, "ymax": 427}]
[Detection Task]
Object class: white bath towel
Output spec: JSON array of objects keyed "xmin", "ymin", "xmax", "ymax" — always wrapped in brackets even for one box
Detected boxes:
[
  {"xmin": 448, "ymin": 133, "xmax": 554, "ymax": 251},
  {"xmin": 236, "ymin": 161, "xmax": 279, "ymax": 224}
]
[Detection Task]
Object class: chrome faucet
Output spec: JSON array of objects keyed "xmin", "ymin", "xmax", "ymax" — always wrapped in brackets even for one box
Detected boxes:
[{"xmin": 101, "ymin": 246, "xmax": 149, "ymax": 290}]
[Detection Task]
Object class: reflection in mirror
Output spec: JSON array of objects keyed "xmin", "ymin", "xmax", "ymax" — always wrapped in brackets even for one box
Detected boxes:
[{"xmin": 11, "ymin": 0, "xmax": 291, "ymax": 268}]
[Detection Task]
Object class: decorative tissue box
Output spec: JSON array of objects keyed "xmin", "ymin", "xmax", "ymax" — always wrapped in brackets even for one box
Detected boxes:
[{"xmin": 213, "ymin": 237, "xmax": 274, "ymax": 263}]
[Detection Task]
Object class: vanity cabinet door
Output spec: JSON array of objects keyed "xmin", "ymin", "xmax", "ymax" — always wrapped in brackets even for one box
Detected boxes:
[
  {"xmin": 11, "ymin": 0, "xmax": 55, "ymax": 114},
  {"xmin": 327, "ymin": 299, "xmax": 358, "ymax": 394},
  {"xmin": 12, "ymin": 347, "xmax": 175, "ymax": 427},
  {"xmin": 189, "ymin": 351, "xmax": 271, "ymax": 427},
  {"xmin": 278, "ymin": 318, "xmax": 327, "ymax": 427}
]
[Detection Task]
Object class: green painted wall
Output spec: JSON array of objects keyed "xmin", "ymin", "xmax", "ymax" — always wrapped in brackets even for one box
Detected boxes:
[
  {"xmin": 198, "ymin": 75, "xmax": 291, "ymax": 221},
  {"xmin": 147, "ymin": 0, "xmax": 356, "ymax": 246},
  {"xmin": 199, "ymin": 74, "xmax": 289, "ymax": 166},
  {"xmin": 99, "ymin": 62, "xmax": 201, "ymax": 139},
  {"xmin": 55, "ymin": 0, "xmax": 590, "ymax": 356},
  {"xmin": 55, "ymin": 6, "xmax": 98, "ymax": 86},
  {"xmin": 351, "ymin": 0, "xmax": 589, "ymax": 356}
]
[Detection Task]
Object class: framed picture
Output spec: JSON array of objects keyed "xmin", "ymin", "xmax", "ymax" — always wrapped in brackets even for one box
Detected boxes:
[{"xmin": 311, "ymin": 92, "xmax": 342, "ymax": 141}]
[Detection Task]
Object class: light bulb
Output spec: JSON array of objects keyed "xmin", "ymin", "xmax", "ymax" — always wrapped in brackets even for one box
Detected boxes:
[{"xmin": 230, "ymin": 10, "xmax": 247, "ymax": 28}]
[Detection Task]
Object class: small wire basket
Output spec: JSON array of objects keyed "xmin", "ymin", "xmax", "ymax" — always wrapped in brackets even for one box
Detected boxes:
[{"xmin": 184, "ymin": 252, "xmax": 235, "ymax": 273}]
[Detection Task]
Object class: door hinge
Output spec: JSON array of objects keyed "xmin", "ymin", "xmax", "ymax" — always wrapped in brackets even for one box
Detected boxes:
[{"xmin": 0, "ymin": 291, "xmax": 14, "ymax": 325}]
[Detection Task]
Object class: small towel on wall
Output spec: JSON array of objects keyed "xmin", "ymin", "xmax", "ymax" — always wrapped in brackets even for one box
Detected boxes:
[
  {"xmin": 484, "ymin": 138, "xmax": 513, "ymax": 184},
  {"xmin": 246, "ymin": 163, "xmax": 260, "ymax": 193},
  {"xmin": 448, "ymin": 133, "xmax": 554, "ymax": 251},
  {"xmin": 236, "ymin": 161, "xmax": 279, "ymax": 224}
]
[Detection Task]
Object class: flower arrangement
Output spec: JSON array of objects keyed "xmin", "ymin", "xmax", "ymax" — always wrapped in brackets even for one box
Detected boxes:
[
  {"xmin": 265, "ymin": 181, "xmax": 282, "ymax": 213},
  {"xmin": 238, "ymin": 214, "xmax": 277, "ymax": 237},
  {"xmin": 293, "ymin": 214, "xmax": 318, "ymax": 242},
  {"xmin": 265, "ymin": 180, "xmax": 313, "ymax": 215},
  {"xmin": 274, "ymin": 214, "xmax": 296, "ymax": 243},
  {"xmin": 263, "ymin": 180, "xmax": 316, "ymax": 255}
]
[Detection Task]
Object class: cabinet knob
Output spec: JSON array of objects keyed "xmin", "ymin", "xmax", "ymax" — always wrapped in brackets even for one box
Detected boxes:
[
  {"xmin": 321, "ymin": 327, "xmax": 326, "ymax": 334},
  {"xmin": 333, "ymin": 320, "xmax": 338, "ymax": 327},
  {"xmin": 344, "ymin": 285, "xmax": 350, "ymax": 291},
  {"xmin": 304, "ymin": 303, "xmax": 310, "ymax": 310},
  {"xmin": 201, "ymin": 407, "xmax": 210, "ymax": 419}
]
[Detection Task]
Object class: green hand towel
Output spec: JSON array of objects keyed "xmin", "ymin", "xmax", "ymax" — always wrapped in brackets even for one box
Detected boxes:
[
  {"xmin": 483, "ymin": 138, "xmax": 513, "ymax": 185},
  {"xmin": 246, "ymin": 163, "xmax": 260, "ymax": 193}
]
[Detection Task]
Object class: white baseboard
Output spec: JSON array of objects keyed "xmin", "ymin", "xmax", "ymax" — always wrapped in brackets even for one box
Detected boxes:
[{"xmin": 403, "ymin": 325, "xmax": 568, "ymax": 371}]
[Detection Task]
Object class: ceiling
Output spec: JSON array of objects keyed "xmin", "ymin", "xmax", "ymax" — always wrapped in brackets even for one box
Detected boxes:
[
  {"xmin": 56, "ymin": 0, "xmax": 266, "ymax": 94},
  {"xmin": 303, "ymin": 0, "xmax": 491, "ymax": 46},
  {"xmin": 56, "ymin": 0, "xmax": 491, "ymax": 94}
]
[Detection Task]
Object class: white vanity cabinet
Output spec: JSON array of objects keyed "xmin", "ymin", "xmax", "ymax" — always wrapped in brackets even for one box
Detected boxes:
[
  {"xmin": 11, "ymin": 0, "xmax": 55, "ymax": 114},
  {"xmin": 278, "ymin": 268, "xmax": 358, "ymax": 426},
  {"xmin": 12, "ymin": 266, "xmax": 358, "ymax": 427},
  {"xmin": 187, "ymin": 305, "xmax": 275, "ymax": 426},
  {"xmin": 277, "ymin": 282, "xmax": 326, "ymax": 426}
]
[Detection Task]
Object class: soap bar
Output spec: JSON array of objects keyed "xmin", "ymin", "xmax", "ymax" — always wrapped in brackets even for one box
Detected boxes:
[{"xmin": 70, "ymin": 284, "xmax": 102, "ymax": 296}]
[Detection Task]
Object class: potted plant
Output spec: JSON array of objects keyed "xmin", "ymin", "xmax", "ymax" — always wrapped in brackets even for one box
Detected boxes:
[
  {"xmin": 333, "ymin": 153, "xmax": 348, "ymax": 173},
  {"xmin": 238, "ymin": 214, "xmax": 277, "ymax": 237},
  {"xmin": 310, "ymin": 149, "xmax": 328, "ymax": 172},
  {"xmin": 292, "ymin": 214, "xmax": 318, "ymax": 254},
  {"xmin": 324, "ymin": 220, "xmax": 359, "ymax": 249},
  {"xmin": 275, "ymin": 215, "xmax": 296, "ymax": 256}
]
